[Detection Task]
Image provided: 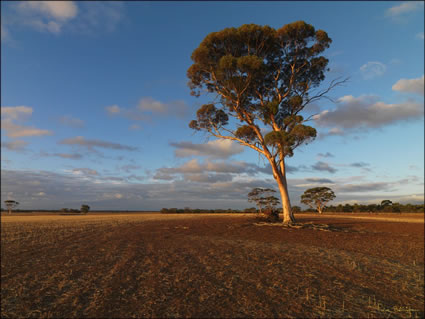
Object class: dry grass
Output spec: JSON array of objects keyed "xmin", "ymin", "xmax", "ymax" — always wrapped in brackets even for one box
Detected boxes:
[{"xmin": 1, "ymin": 213, "xmax": 423, "ymax": 318}]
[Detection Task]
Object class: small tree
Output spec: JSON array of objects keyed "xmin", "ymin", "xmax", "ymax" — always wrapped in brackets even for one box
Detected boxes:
[
  {"xmin": 80, "ymin": 205, "xmax": 90, "ymax": 214},
  {"xmin": 300, "ymin": 187, "xmax": 335, "ymax": 214},
  {"xmin": 248, "ymin": 188, "xmax": 280, "ymax": 220},
  {"xmin": 4, "ymin": 200, "xmax": 19, "ymax": 215},
  {"xmin": 248, "ymin": 188, "xmax": 276, "ymax": 214}
]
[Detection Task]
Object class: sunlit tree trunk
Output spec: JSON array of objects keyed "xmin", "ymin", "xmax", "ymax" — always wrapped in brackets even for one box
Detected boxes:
[{"xmin": 270, "ymin": 157, "xmax": 295, "ymax": 224}]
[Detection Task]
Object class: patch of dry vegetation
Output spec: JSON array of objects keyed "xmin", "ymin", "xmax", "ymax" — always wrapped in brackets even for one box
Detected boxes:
[{"xmin": 1, "ymin": 214, "xmax": 423, "ymax": 318}]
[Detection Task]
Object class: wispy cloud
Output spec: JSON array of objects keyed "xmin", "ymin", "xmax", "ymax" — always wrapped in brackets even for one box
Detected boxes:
[
  {"xmin": 305, "ymin": 177, "xmax": 334, "ymax": 183},
  {"xmin": 1, "ymin": 106, "xmax": 53, "ymax": 138},
  {"xmin": 106, "ymin": 105, "xmax": 121, "ymax": 115},
  {"xmin": 1, "ymin": 140, "xmax": 29, "ymax": 151},
  {"xmin": 170, "ymin": 139, "xmax": 244, "ymax": 159},
  {"xmin": 106, "ymin": 97, "xmax": 190, "ymax": 124},
  {"xmin": 311, "ymin": 161, "xmax": 337, "ymax": 174},
  {"xmin": 138, "ymin": 97, "xmax": 189, "ymax": 118},
  {"xmin": 19, "ymin": 1, "xmax": 78, "ymax": 20},
  {"xmin": 417, "ymin": 32, "xmax": 425, "ymax": 40},
  {"xmin": 2, "ymin": 2, "xmax": 125, "ymax": 42},
  {"xmin": 59, "ymin": 115, "xmax": 85, "ymax": 128},
  {"xmin": 72, "ymin": 168, "xmax": 98, "ymax": 176},
  {"xmin": 3, "ymin": 167, "xmax": 422, "ymax": 210},
  {"xmin": 59, "ymin": 136, "xmax": 137, "ymax": 151},
  {"xmin": 314, "ymin": 95, "xmax": 424, "ymax": 135},
  {"xmin": 386, "ymin": 2, "xmax": 424, "ymax": 17},
  {"xmin": 359, "ymin": 61, "xmax": 386, "ymax": 79},
  {"xmin": 317, "ymin": 152, "xmax": 334, "ymax": 158},
  {"xmin": 1, "ymin": 106, "xmax": 33, "ymax": 120},
  {"xmin": 16, "ymin": 1, "xmax": 78, "ymax": 34},
  {"xmin": 40, "ymin": 151, "xmax": 83, "ymax": 160}
]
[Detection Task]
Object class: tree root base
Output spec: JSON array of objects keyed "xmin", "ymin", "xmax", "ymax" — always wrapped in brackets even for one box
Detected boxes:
[{"xmin": 253, "ymin": 221, "xmax": 352, "ymax": 232}]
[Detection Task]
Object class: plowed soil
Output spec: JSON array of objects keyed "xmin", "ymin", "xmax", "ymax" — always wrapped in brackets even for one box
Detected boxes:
[{"xmin": 1, "ymin": 213, "xmax": 423, "ymax": 318}]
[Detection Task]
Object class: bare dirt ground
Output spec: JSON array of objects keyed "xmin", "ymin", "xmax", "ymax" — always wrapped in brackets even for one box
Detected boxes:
[{"xmin": 1, "ymin": 213, "xmax": 423, "ymax": 318}]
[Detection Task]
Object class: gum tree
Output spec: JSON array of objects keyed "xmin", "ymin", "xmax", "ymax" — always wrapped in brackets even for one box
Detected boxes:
[
  {"xmin": 300, "ymin": 187, "xmax": 336, "ymax": 214},
  {"xmin": 248, "ymin": 187, "xmax": 280, "ymax": 216},
  {"xmin": 187, "ymin": 21, "xmax": 344, "ymax": 224},
  {"xmin": 4, "ymin": 200, "xmax": 19, "ymax": 215}
]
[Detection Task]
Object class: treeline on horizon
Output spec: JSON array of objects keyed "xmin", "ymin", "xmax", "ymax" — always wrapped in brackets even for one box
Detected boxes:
[
  {"xmin": 161, "ymin": 202, "xmax": 424, "ymax": 214},
  {"xmin": 2, "ymin": 203, "xmax": 423, "ymax": 214}
]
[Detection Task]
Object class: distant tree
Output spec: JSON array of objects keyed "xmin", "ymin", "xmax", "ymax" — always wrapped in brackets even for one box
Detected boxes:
[
  {"xmin": 80, "ymin": 205, "xmax": 90, "ymax": 214},
  {"xmin": 343, "ymin": 203, "xmax": 353, "ymax": 213},
  {"xmin": 381, "ymin": 200, "xmax": 392, "ymax": 207},
  {"xmin": 248, "ymin": 188, "xmax": 280, "ymax": 215},
  {"xmin": 291, "ymin": 205, "xmax": 301, "ymax": 213},
  {"xmin": 300, "ymin": 187, "xmax": 336, "ymax": 214},
  {"xmin": 367, "ymin": 204, "xmax": 378, "ymax": 213},
  {"xmin": 245, "ymin": 207, "xmax": 258, "ymax": 213},
  {"xmin": 4, "ymin": 200, "xmax": 19, "ymax": 215},
  {"xmin": 187, "ymin": 21, "xmax": 345, "ymax": 224}
]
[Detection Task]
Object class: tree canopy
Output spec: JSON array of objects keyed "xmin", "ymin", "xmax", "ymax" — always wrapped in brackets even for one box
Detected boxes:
[
  {"xmin": 300, "ymin": 187, "xmax": 336, "ymax": 214},
  {"xmin": 248, "ymin": 187, "xmax": 280, "ymax": 216},
  {"xmin": 187, "ymin": 21, "xmax": 342, "ymax": 224},
  {"xmin": 4, "ymin": 200, "xmax": 19, "ymax": 215}
]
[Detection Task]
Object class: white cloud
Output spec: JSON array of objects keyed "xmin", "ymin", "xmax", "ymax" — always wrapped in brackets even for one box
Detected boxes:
[
  {"xmin": 138, "ymin": 97, "xmax": 189, "ymax": 118},
  {"xmin": 170, "ymin": 139, "xmax": 244, "ymax": 159},
  {"xmin": 1, "ymin": 106, "xmax": 33, "ymax": 121},
  {"xmin": 386, "ymin": 2, "xmax": 424, "ymax": 17},
  {"xmin": 1, "ymin": 23, "xmax": 10, "ymax": 42},
  {"xmin": 72, "ymin": 168, "xmax": 98, "ymax": 176},
  {"xmin": 105, "ymin": 97, "xmax": 189, "ymax": 123},
  {"xmin": 105, "ymin": 105, "xmax": 121, "ymax": 114},
  {"xmin": 3, "ymin": 167, "xmax": 422, "ymax": 210},
  {"xmin": 1, "ymin": 106, "xmax": 53, "ymax": 137},
  {"xmin": 3, "ymin": 1, "xmax": 125, "ymax": 40},
  {"xmin": 360, "ymin": 61, "xmax": 386, "ymax": 79},
  {"xmin": 417, "ymin": 32, "xmax": 425, "ymax": 40},
  {"xmin": 1, "ymin": 119, "xmax": 53, "ymax": 138},
  {"xmin": 138, "ymin": 97, "xmax": 167, "ymax": 113},
  {"xmin": 315, "ymin": 95, "xmax": 424, "ymax": 134},
  {"xmin": 18, "ymin": 1, "xmax": 78, "ymax": 20},
  {"xmin": 392, "ymin": 75, "xmax": 424, "ymax": 95},
  {"xmin": 15, "ymin": 1, "xmax": 78, "ymax": 34}
]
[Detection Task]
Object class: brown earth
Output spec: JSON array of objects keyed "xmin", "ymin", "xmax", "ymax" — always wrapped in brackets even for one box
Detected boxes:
[{"xmin": 1, "ymin": 213, "xmax": 423, "ymax": 318}]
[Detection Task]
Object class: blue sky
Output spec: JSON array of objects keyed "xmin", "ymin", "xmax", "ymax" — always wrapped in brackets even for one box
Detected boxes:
[{"xmin": 1, "ymin": 1, "xmax": 424, "ymax": 210}]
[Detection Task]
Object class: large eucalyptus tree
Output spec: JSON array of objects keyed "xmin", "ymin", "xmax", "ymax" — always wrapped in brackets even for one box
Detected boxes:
[{"xmin": 187, "ymin": 21, "xmax": 343, "ymax": 224}]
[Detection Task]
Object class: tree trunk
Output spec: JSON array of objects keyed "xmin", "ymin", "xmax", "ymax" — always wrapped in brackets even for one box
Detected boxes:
[
  {"xmin": 8, "ymin": 209, "xmax": 11, "ymax": 215},
  {"xmin": 269, "ymin": 158, "xmax": 295, "ymax": 224},
  {"xmin": 277, "ymin": 174, "xmax": 295, "ymax": 224}
]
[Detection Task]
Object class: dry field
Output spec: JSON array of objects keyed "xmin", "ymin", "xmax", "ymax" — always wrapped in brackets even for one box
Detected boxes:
[{"xmin": 1, "ymin": 213, "xmax": 424, "ymax": 318}]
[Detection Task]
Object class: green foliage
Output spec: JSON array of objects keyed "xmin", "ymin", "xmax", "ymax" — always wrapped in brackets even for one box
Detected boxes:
[
  {"xmin": 189, "ymin": 104, "xmax": 229, "ymax": 131},
  {"xmin": 187, "ymin": 20, "xmax": 330, "ymax": 146},
  {"xmin": 248, "ymin": 188, "xmax": 280, "ymax": 218},
  {"xmin": 381, "ymin": 200, "xmax": 392, "ymax": 207},
  {"xmin": 80, "ymin": 205, "xmax": 90, "ymax": 214},
  {"xmin": 291, "ymin": 206, "xmax": 301, "ymax": 213},
  {"xmin": 300, "ymin": 187, "xmax": 336, "ymax": 214},
  {"xmin": 4, "ymin": 200, "xmax": 19, "ymax": 214},
  {"xmin": 160, "ymin": 208, "xmax": 243, "ymax": 214},
  {"xmin": 235, "ymin": 125, "xmax": 257, "ymax": 142}
]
